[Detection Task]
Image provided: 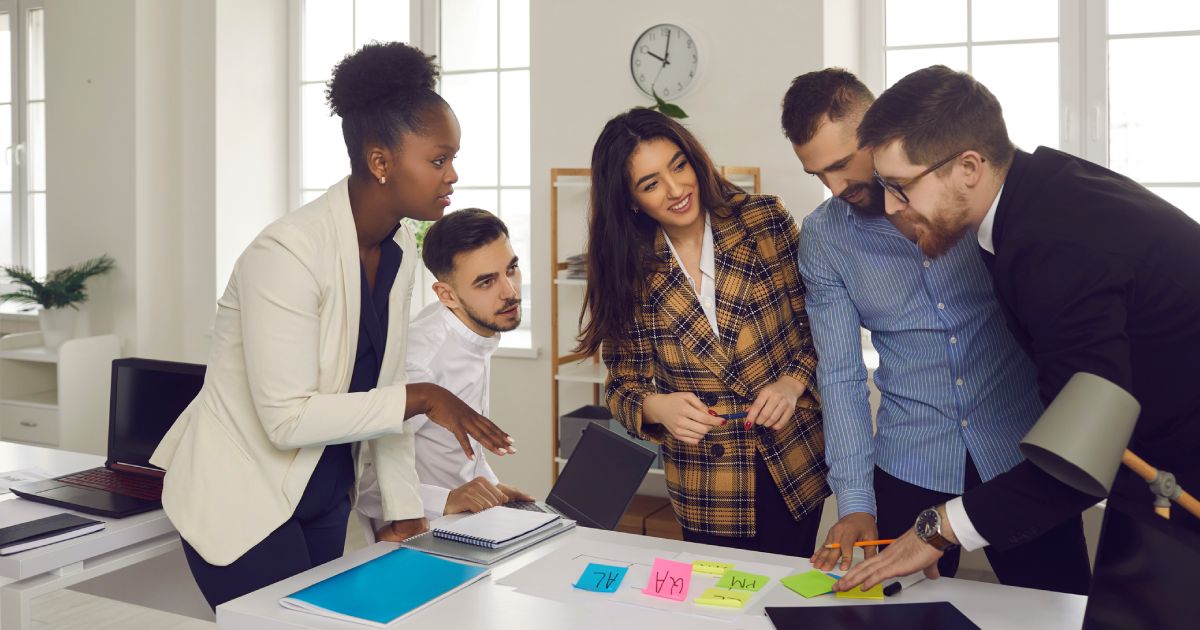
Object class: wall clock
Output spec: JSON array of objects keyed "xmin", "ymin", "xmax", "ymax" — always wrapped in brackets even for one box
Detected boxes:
[{"xmin": 630, "ymin": 23, "xmax": 698, "ymax": 100}]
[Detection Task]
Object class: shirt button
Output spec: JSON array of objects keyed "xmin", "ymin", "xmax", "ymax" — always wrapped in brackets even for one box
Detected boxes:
[
  {"xmin": 937, "ymin": 303, "xmax": 946, "ymax": 310},
  {"xmin": 710, "ymin": 444, "xmax": 725, "ymax": 458},
  {"xmin": 961, "ymin": 419, "xmax": 969, "ymax": 428},
  {"xmin": 923, "ymin": 260, "xmax": 931, "ymax": 268},
  {"xmin": 956, "ymin": 378, "xmax": 964, "ymax": 386},
  {"xmin": 950, "ymin": 336, "xmax": 958, "ymax": 344}
]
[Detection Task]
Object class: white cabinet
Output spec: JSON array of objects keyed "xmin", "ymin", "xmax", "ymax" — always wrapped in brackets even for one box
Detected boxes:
[{"xmin": 0, "ymin": 332, "xmax": 121, "ymax": 455}]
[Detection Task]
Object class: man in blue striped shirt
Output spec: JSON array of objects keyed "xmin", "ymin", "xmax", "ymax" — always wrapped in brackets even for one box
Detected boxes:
[{"xmin": 780, "ymin": 69, "xmax": 1090, "ymax": 594}]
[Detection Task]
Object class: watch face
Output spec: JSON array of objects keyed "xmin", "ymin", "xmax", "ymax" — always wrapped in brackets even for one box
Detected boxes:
[
  {"xmin": 915, "ymin": 508, "xmax": 938, "ymax": 539},
  {"xmin": 630, "ymin": 23, "xmax": 698, "ymax": 99}
]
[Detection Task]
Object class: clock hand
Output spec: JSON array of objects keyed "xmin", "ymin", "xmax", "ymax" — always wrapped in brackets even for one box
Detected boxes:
[
  {"xmin": 647, "ymin": 50, "xmax": 669, "ymax": 65},
  {"xmin": 663, "ymin": 29, "xmax": 672, "ymax": 62}
]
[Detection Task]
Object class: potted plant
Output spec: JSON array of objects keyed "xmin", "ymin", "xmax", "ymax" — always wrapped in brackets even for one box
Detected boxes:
[{"xmin": 0, "ymin": 254, "xmax": 116, "ymax": 349}]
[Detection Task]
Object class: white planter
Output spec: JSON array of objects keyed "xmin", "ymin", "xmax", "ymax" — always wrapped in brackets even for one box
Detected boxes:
[{"xmin": 39, "ymin": 306, "xmax": 79, "ymax": 349}]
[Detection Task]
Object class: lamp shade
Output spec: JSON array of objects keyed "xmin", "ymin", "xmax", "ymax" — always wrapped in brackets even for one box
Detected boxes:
[{"xmin": 1019, "ymin": 372, "xmax": 1140, "ymax": 497}]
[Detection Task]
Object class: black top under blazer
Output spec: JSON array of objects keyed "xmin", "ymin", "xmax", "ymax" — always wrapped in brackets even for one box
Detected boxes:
[{"xmin": 963, "ymin": 147, "xmax": 1200, "ymax": 550}]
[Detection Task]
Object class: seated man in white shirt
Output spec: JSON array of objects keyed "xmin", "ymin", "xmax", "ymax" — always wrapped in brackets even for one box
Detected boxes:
[{"xmin": 361, "ymin": 209, "xmax": 534, "ymax": 540}]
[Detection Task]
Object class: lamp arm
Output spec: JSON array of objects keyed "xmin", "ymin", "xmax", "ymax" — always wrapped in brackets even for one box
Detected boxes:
[{"xmin": 1122, "ymin": 449, "xmax": 1200, "ymax": 521}]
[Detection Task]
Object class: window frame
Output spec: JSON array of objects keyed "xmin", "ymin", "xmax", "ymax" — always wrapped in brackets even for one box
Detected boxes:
[{"xmin": 0, "ymin": 0, "xmax": 46, "ymax": 293}]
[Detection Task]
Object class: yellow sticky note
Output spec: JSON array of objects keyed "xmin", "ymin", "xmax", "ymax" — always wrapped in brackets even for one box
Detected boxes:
[
  {"xmin": 836, "ymin": 583, "xmax": 885, "ymax": 600},
  {"xmin": 692, "ymin": 560, "xmax": 735, "ymax": 576},
  {"xmin": 694, "ymin": 587, "xmax": 752, "ymax": 608}
]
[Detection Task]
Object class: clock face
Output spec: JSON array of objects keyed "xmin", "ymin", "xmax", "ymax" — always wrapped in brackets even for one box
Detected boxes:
[{"xmin": 630, "ymin": 23, "xmax": 698, "ymax": 100}]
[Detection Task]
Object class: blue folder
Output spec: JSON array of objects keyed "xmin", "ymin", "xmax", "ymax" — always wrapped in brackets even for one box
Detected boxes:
[{"xmin": 280, "ymin": 548, "xmax": 490, "ymax": 626}]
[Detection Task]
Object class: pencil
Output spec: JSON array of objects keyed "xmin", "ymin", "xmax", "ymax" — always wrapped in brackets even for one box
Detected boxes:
[
  {"xmin": 823, "ymin": 539, "xmax": 896, "ymax": 549},
  {"xmin": 719, "ymin": 411, "xmax": 749, "ymax": 420}
]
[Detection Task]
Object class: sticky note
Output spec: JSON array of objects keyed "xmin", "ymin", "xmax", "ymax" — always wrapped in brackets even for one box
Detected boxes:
[
  {"xmin": 694, "ymin": 587, "xmax": 752, "ymax": 608},
  {"xmin": 573, "ymin": 563, "xmax": 628, "ymax": 593},
  {"xmin": 836, "ymin": 583, "xmax": 885, "ymax": 600},
  {"xmin": 714, "ymin": 569, "xmax": 769, "ymax": 591},
  {"xmin": 642, "ymin": 557, "xmax": 693, "ymax": 601},
  {"xmin": 692, "ymin": 560, "xmax": 735, "ymax": 576},
  {"xmin": 780, "ymin": 570, "xmax": 837, "ymax": 598}
]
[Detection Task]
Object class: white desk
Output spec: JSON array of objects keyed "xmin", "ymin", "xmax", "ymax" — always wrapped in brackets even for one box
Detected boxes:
[
  {"xmin": 217, "ymin": 526, "xmax": 1087, "ymax": 629},
  {"xmin": 0, "ymin": 441, "xmax": 180, "ymax": 630}
]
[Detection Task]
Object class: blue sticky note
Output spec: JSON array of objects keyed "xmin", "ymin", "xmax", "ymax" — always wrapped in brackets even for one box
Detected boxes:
[{"xmin": 573, "ymin": 562, "xmax": 628, "ymax": 593}]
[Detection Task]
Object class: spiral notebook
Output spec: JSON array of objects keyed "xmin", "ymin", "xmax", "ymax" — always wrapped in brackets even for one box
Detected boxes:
[{"xmin": 431, "ymin": 506, "xmax": 561, "ymax": 549}]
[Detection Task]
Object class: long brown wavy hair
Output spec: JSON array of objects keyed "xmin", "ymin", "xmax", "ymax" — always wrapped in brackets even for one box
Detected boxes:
[{"xmin": 574, "ymin": 108, "xmax": 739, "ymax": 357}]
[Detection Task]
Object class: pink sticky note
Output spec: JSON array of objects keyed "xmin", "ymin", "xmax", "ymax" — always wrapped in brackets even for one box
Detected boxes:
[{"xmin": 642, "ymin": 557, "xmax": 693, "ymax": 601}]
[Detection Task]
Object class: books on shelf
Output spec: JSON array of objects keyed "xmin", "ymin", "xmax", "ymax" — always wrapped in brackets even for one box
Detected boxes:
[
  {"xmin": 0, "ymin": 512, "xmax": 105, "ymax": 555},
  {"xmin": 279, "ymin": 548, "xmax": 489, "ymax": 627},
  {"xmin": 432, "ymin": 506, "xmax": 561, "ymax": 549}
]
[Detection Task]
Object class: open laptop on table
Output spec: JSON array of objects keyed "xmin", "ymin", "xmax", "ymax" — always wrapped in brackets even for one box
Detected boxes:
[
  {"xmin": 507, "ymin": 421, "xmax": 658, "ymax": 529},
  {"xmin": 404, "ymin": 422, "xmax": 657, "ymax": 563},
  {"xmin": 12, "ymin": 358, "xmax": 204, "ymax": 518}
]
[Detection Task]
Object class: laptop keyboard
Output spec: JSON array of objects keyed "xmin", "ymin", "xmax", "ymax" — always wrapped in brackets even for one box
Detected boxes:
[
  {"xmin": 507, "ymin": 501, "xmax": 548, "ymax": 513},
  {"xmin": 58, "ymin": 467, "xmax": 163, "ymax": 502}
]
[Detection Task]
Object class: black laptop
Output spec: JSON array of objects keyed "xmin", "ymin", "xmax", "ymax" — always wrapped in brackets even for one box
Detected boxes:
[
  {"xmin": 509, "ymin": 421, "xmax": 658, "ymax": 529},
  {"xmin": 12, "ymin": 358, "xmax": 204, "ymax": 518}
]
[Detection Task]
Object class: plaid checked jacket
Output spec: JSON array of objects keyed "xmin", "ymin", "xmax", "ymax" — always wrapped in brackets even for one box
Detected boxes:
[{"xmin": 604, "ymin": 194, "xmax": 830, "ymax": 537}]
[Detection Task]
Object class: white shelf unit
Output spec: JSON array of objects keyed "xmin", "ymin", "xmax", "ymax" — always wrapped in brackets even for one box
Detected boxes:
[
  {"xmin": 0, "ymin": 331, "xmax": 121, "ymax": 455},
  {"xmin": 548, "ymin": 166, "xmax": 761, "ymax": 484}
]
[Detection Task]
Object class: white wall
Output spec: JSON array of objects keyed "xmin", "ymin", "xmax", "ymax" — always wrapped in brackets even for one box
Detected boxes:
[
  {"xmin": 488, "ymin": 1, "xmax": 833, "ymax": 498},
  {"xmin": 46, "ymin": 0, "xmax": 288, "ymax": 363}
]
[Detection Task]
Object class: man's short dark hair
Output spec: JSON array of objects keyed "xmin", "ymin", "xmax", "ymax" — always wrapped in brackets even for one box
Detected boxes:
[
  {"xmin": 857, "ymin": 65, "xmax": 1015, "ymax": 170},
  {"xmin": 781, "ymin": 68, "xmax": 875, "ymax": 145},
  {"xmin": 422, "ymin": 208, "xmax": 509, "ymax": 281}
]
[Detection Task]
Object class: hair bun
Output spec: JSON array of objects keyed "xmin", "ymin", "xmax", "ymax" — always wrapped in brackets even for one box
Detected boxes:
[{"xmin": 327, "ymin": 41, "xmax": 440, "ymax": 117}]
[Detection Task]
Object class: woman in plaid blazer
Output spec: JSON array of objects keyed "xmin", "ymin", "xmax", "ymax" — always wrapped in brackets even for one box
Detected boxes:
[{"xmin": 576, "ymin": 109, "xmax": 830, "ymax": 556}]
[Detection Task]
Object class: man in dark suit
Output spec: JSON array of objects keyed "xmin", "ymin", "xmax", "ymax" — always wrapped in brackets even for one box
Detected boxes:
[{"xmin": 835, "ymin": 64, "xmax": 1200, "ymax": 593}]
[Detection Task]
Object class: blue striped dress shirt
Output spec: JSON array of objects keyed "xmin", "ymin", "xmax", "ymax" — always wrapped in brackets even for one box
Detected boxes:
[{"xmin": 797, "ymin": 197, "xmax": 1044, "ymax": 519}]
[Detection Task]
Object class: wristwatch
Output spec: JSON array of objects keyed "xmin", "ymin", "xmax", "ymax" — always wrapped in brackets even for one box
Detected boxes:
[{"xmin": 915, "ymin": 506, "xmax": 959, "ymax": 552}]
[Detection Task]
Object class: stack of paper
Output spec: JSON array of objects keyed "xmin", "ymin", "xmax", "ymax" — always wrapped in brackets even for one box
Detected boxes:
[{"xmin": 432, "ymin": 506, "xmax": 560, "ymax": 549}]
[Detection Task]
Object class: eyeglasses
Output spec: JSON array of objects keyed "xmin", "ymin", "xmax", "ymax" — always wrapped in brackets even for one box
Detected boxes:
[{"xmin": 874, "ymin": 150, "xmax": 978, "ymax": 205}]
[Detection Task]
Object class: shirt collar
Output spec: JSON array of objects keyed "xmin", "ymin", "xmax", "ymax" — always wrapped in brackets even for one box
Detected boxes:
[
  {"xmin": 977, "ymin": 184, "xmax": 1004, "ymax": 254},
  {"xmin": 437, "ymin": 303, "xmax": 502, "ymax": 353},
  {"xmin": 663, "ymin": 213, "xmax": 716, "ymax": 281}
]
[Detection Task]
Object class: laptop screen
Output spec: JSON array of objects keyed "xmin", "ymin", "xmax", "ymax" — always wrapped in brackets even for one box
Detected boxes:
[
  {"xmin": 546, "ymin": 423, "xmax": 656, "ymax": 529},
  {"xmin": 107, "ymin": 358, "xmax": 205, "ymax": 469}
]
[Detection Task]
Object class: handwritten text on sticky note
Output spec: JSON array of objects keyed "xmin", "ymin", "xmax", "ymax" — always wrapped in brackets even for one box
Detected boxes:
[
  {"xmin": 642, "ymin": 557, "xmax": 693, "ymax": 601},
  {"xmin": 694, "ymin": 587, "xmax": 752, "ymax": 608},
  {"xmin": 573, "ymin": 563, "xmax": 628, "ymax": 593},
  {"xmin": 715, "ymin": 569, "xmax": 769, "ymax": 591},
  {"xmin": 691, "ymin": 560, "xmax": 735, "ymax": 576}
]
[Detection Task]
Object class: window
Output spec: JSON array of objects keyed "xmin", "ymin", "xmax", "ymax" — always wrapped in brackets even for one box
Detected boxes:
[
  {"xmin": 868, "ymin": 0, "xmax": 1200, "ymax": 222},
  {"xmin": 0, "ymin": 0, "xmax": 45, "ymax": 282},
  {"xmin": 293, "ymin": 0, "xmax": 534, "ymax": 351},
  {"xmin": 294, "ymin": 0, "xmax": 411, "ymax": 206},
  {"xmin": 437, "ymin": 0, "xmax": 532, "ymax": 350}
]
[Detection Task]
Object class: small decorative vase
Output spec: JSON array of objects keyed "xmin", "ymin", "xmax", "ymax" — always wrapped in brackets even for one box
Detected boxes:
[{"xmin": 38, "ymin": 306, "xmax": 78, "ymax": 349}]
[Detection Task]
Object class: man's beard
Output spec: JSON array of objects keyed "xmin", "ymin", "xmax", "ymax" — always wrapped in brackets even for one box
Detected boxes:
[
  {"xmin": 842, "ymin": 180, "xmax": 886, "ymax": 217},
  {"xmin": 906, "ymin": 193, "xmax": 973, "ymax": 259},
  {"xmin": 462, "ymin": 297, "xmax": 522, "ymax": 333}
]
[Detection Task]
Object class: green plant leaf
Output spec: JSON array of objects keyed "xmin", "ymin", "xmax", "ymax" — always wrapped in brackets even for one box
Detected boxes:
[
  {"xmin": 658, "ymin": 102, "xmax": 688, "ymax": 119},
  {"xmin": 0, "ymin": 254, "xmax": 115, "ymax": 309}
]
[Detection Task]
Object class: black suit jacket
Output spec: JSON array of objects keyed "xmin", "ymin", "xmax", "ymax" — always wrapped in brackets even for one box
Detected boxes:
[{"xmin": 963, "ymin": 147, "xmax": 1200, "ymax": 550}]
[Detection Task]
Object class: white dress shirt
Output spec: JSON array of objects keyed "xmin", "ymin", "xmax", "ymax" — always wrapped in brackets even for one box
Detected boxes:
[
  {"xmin": 945, "ymin": 184, "xmax": 1005, "ymax": 552},
  {"xmin": 664, "ymin": 213, "xmax": 720, "ymax": 338},
  {"xmin": 356, "ymin": 301, "xmax": 500, "ymax": 522}
]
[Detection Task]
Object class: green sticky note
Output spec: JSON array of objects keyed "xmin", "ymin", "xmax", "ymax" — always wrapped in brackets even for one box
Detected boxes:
[
  {"xmin": 780, "ymin": 570, "xmax": 837, "ymax": 598},
  {"xmin": 714, "ymin": 569, "xmax": 769, "ymax": 591},
  {"xmin": 694, "ymin": 587, "xmax": 752, "ymax": 608},
  {"xmin": 692, "ymin": 560, "xmax": 735, "ymax": 576},
  {"xmin": 836, "ymin": 583, "xmax": 885, "ymax": 600}
]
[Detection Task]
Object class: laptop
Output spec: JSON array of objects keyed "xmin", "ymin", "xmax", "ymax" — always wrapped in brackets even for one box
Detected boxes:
[
  {"xmin": 403, "ymin": 422, "xmax": 657, "ymax": 564},
  {"xmin": 12, "ymin": 358, "xmax": 205, "ymax": 518},
  {"xmin": 508, "ymin": 421, "xmax": 658, "ymax": 529}
]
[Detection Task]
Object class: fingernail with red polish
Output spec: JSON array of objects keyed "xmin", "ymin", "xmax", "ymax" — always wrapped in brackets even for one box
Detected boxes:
[
  {"xmin": 721, "ymin": 420, "xmax": 727, "ymax": 426},
  {"xmin": 708, "ymin": 409, "xmax": 718, "ymax": 416},
  {"xmin": 744, "ymin": 421, "xmax": 752, "ymax": 430}
]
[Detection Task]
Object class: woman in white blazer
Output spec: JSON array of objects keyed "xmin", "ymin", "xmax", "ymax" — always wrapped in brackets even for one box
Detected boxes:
[{"xmin": 149, "ymin": 42, "xmax": 514, "ymax": 610}]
